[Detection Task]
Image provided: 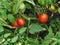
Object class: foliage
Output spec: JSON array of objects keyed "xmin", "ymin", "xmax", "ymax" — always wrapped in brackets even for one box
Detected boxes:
[{"xmin": 0, "ymin": 0, "xmax": 60, "ymax": 45}]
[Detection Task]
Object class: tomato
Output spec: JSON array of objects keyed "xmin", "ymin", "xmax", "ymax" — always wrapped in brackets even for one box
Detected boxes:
[
  {"xmin": 38, "ymin": 13, "xmax": 48, "ymax": 23},
  {"xmin": 11, "ymin": 18, "xmax": 25, "ymax": 28},
  {"xmin": 18, "ymin": 42, "xmax": 21, "ymax": 45},
  {"xmin": 11, "ymin": 21, "xmax": 19, "ymax": 28},
  {"xmin": 49, "ymin": 5, "xmax": 55, "ymax": 11},
  {"xmin": 17, "ymin": 18, "xmax": 25, "ymax": 27},
  {"xmin": 19, "ymin": 3, "xmax": 25, "ymax": 10},
  {"xmin": 58, "ymin": 8, "xmax": 60, "ymax": 13}
]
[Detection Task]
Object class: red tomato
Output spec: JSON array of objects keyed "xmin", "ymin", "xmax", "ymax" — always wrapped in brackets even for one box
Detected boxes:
[
  {"xmin": 38, "ymin": 13, "xmax": 48, "ymax": 23},
  {"xmin": 17, "ymin": 18, "xmax": 25, "ymax": 27},
  {"xmin": 11, "ymin": 21, "xmax": 19, "ymax": 28}
]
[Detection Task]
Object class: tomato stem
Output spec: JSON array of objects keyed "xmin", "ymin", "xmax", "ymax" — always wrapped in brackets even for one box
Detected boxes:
[
  {"xmin": 19, "ymin": 13, "xmax": 28, "ymax": 20},
  {"xmin": 30, "ymin": 17, "xmax": 38, "ymax": 20},
  {"xmin": 19, "ymin": 12, "xmax": 37, "ymax": 21}
]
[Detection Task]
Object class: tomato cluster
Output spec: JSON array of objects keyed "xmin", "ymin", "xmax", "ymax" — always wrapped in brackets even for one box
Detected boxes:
[
  {"xmin": 12, "ymin": 13, "xmax": 49, "ymax": 28},
  {"xmin": 12, "ymin": 18, "xmax": 25, "ymax": 28}
]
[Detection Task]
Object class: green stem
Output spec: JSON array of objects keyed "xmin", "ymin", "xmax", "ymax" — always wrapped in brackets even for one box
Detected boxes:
[
  {"xmin": 27, "ymin": 18, "xmax": 30, "ymax": 28},
  {"xmin": 36, "ymin": 33, "xmax": 39, "ymax": 39},
  {"xmin": 19, "ymin": 12, "xmax": 37, "ymax": 21},
  {"xmin": 14, "ymin": 28, "xmax": 18, "ymax": 34},
  {"xmin": 30, "ymin": 17, "xmax": 38, "ymax": 20},
  {"xmin": 41, "ymin": 24, "xmax": 48, "ymax": 30},
  {"xmin": 44, "ymin": 24, "xmax": 48, "ymax": 30},
  {"xmin": 26, "ymin": 18, "xmax": 30, "ymax": 36},
  {"xmin": 19, "ymin": 13, "xmax": 28, "ymax": 20}
]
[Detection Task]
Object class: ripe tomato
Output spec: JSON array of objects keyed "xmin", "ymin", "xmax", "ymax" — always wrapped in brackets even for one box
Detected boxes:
[
  {"xmin": 17, "ymin": 18, "xmax": 25, "ymax": 27},
  {"xmin": 38, "ymin": 13, "xmax": 48, "ymax": 23},
  {"xmin": 11, "ymin": 18, "xmax": 25, "ymax": 28},
  {"xmin": 11, "ymin": 21, "xmax": 19, "ymax": 28}
]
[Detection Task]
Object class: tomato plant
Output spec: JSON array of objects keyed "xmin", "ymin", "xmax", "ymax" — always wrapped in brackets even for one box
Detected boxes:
[{"xmin": 0, "ymin": 0, "xmax": 60, "ymax": 45}]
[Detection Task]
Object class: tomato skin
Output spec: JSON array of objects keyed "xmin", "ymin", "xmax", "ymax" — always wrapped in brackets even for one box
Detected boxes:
[
  {"xmin": 17, "ymin": 18, "xmax": 25, "ymax": 27},
  {"xmin": 38, "ymin": 14, "xmax": 48, "ymax": 23},
  {"xmin": 11, "ymin": 21, "xmax": 20, "ymax": 28}
]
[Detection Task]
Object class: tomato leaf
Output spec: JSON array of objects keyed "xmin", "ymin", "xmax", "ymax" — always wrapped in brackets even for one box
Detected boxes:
[
  {"xmin": 10, "ymin": 35, "xmax": 18, "ymax": 43},
  {"xmin": 0, "ymin": 36, "xmax": 5, "ymax": 44},
  {"xmin": 51, "ymin": 41, "xmax": 57, "ymax": 45},
  {"xmin": 44, "ymin": 26, "xmax": 54, "ymax": 39},
  {"xmin": 1, "ymin": 1, "xmax": 11, "ymax": 11},
  {"xmin": 6, "ymin": 38, "xmax": 11, "ymax": 42},
  {"xmin": 7, "ymin": 14, "xmax": 15, "ymax": 23},
  {"xmin": 55, "ymin": 32, "xmax": 60, "ymax": 39},
  {"xmin": 25, "ymin": 0, "xmax": 35, "ymax": 6},
  {"xmin": 0, "ymin": 9, "xmax": 7, "ymax": 20},
  {"xmin": 4, "ymin": 33, "xmax": 11, "ymax": 38},
  {"xmin": 0, "ymin": 26, "xmax": 4, "ymax": 33},
  {"xmin": 29, "ymin": 23, "xmax": 43, "ymax": 34},
  {"xmin": 38, "ymin": 0, "xmax": 45, "ymax": 5},
  {"xmin": 27, "ymin": 38, "xmax": 40, "ymax": 45},
  {"xmin": 48, "ymin": 0, "xmax": 53, "ymax": 4},
  {"xmin": 19, "ymin": 27, "xmax": 26, "ymax": 34},
  {"xmin": 12, "ymin": 3, "xmax": 19, "ymax": 14},
  {"xmin": 25, "ymin": 3, "xmax": 32, "ymax": 9},
  {"xmin": 3, "ymin": 41, "xmax": 9, "ymax": 45},
  {"xmin": 41, "ymin": 39, "xmax": 52, "ymax": 45}
]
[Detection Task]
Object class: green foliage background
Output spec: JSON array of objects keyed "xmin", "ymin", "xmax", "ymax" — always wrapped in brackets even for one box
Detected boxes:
[{"xmin": 0, "ymin": 0, "xmax": 60, "ymax": 45}]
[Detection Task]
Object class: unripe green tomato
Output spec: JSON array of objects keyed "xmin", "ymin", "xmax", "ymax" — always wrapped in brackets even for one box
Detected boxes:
[
  {"xmin": 58, "ymin": 8, "xmax": 60, "ymax": 13},
  {"xmin": 18, "ymin": 42, "xmax": 21, "ymax": 45},
  {"xmin": 49, "ymin": 5, "xmax": 55, "ymax": 11},
  {"xmin": 19, "ymin": 3, "xmax": 25, "ymax": 10}
]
